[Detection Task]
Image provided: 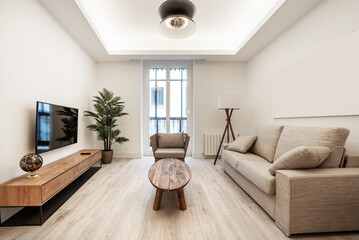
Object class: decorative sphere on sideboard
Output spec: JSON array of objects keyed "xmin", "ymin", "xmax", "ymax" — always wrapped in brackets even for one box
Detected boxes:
[{"xmin": 19, "ymin": 153, "xmax": 43, "ymax": 178}]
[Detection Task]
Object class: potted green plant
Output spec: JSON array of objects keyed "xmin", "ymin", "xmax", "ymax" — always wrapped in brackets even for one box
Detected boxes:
[{"xmin": 85, "ymin": 88, "xmax": 129, "ymax": 164}]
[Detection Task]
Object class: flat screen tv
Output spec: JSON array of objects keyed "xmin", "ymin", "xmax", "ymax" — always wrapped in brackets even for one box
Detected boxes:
[{"xmin": 36, "ymin": 101, "xmax": 78, "ymax": 154}]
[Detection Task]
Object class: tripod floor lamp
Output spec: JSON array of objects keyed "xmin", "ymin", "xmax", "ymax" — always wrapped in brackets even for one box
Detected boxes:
[{"xmin": 213, "ymin": 95, "xmax": 240, "ymax": 165}]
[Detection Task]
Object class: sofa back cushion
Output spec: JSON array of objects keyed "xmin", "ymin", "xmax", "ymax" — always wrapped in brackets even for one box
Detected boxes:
[
  {"xmin": 158, "ymin": 132, "xmax": 184, "ymax": 148},
  {"xmin": 249, "ymin": 125, "xmax": 284, "ymax": 162},
  {"xmin": 274, "ymin": 126, "xmax": 350, "ymax": 168}
]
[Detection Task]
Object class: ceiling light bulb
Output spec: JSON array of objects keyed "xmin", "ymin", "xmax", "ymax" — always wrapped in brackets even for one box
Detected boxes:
[{"xmin": 166, "ymin": 16, "xmax": 188, "ymax": 29}]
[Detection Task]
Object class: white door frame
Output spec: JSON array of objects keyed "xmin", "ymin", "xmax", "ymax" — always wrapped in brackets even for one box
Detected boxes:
[{"xmin": 142, "ymin": 60, "xmax": 193, "ymax": 156}]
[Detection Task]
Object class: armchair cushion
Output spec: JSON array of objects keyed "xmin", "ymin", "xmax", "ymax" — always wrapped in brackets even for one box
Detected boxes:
[
  {"xmin": 227, "ymin": 135, "xmax": 257, "ymax": 153},
  {"xmin": 269, "ymin": 146, "xmax": 331, "ymax": 175},
  {"xmin": 158, "ymin": 132, "xmax": 184, "ymax": 148},
  {"xmin": 155, "ymin": 148, "xmax": 185, "ymax": 159}
]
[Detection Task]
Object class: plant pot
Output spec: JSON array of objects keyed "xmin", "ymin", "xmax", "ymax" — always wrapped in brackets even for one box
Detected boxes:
[{"xmin": 102, "ymin": 150, "xmax": 113, "ymax": 164}]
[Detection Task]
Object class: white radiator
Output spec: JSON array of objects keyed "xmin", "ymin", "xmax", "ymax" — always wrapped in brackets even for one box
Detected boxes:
[
  {"xmin": 204, "ymin": 132, "xmax": 239, "ymax": 156},
  {"xmin": 204, "ymin": 133, "xmax": 222, "ymax": 156}
]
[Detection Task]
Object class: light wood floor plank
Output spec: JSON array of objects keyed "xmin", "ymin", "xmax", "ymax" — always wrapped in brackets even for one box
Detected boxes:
[
  {"xmin": 1, "ymin": 157, "xmax": 358, "ymax": 240},
  {"xmin": 180, "ymin": 207, "xmax": 205, "ymax": 240}
]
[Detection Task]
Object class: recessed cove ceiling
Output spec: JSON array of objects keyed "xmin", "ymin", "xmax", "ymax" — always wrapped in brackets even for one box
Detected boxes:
[{"xmin": 75, "ymin": 0, "xmax": 285, "ymax": 55}]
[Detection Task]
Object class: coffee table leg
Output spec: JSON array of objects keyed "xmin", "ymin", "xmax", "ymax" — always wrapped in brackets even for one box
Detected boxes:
[
  {"xmin": 177, "ymin": 188, "xmax": 187, "ymax": 211},
  {"xmin": 153, "ymin": 189, "xmax": 162, "ymax": 211}
]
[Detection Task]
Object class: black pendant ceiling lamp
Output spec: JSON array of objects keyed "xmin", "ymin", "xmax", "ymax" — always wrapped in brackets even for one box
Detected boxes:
[{"xmin": 158, "ymin": 0, "xmax": 196, "ymax": 39}]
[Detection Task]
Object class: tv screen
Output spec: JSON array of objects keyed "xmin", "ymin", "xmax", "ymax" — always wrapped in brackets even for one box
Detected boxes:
[{"xmin": 36, "ymin": 101, "xmax": 78, "ymax": 154}]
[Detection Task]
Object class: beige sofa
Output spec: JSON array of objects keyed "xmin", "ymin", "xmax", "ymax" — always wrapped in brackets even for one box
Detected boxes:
[{"xmin": 221, "ymin": 125, "xmax": 359, "ymax": 236}]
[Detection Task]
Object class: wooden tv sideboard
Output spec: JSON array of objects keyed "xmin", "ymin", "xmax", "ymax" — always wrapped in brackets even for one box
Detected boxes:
[{"xmin": 0, "ymin": 149, "xmax": 102, "ymax": 226}]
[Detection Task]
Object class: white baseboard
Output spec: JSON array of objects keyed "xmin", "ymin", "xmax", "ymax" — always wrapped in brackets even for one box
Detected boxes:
[
  {"xmin": 113, "ymin": 152, "xmax": 142, "ymax": 159},
  {"xmin": 193, "ymin": 152, "xmax": 221, "ymax": 159},
  {"xmin": 112, "ymin": 152, "xmax": 221, "ymax": 160}
]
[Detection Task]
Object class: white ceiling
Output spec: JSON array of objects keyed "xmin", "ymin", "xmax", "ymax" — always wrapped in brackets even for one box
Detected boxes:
[
  {"xmin": 40, "ymin": 0, "xmax": 322, "ymax": 62},
  {"xmin": 75, "ymin": 0, "xmax": 284, "ymax": 55}
]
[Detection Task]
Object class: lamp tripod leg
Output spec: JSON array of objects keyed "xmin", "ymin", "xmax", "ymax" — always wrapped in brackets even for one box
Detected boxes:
[
  {"xmin": 229, "ymin": 122, "xmax": 236, "ymax": 141},
  {"xmin": 227, "ymin": 109, "xmax": 236, "ymax": 141},
  {"xmin": 214, "ymin": 123, "xmax": 228, "ymax": 165}
]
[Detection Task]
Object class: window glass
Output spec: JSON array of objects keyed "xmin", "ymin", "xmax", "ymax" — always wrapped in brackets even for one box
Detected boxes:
[
  {"xmin": 149, "ymin": 68, "xmax": 167, "ymax": 137},
  {"xmin": 149, "ymin": 69, "xmax": 156, "ymax": 80},
  {"xmin": 170, "ymin": 81, "xmax": 181, "ymax": 118},
  {"xmin": 157, "ymin": 68, "xmax": 166, "ymax": 80},
  {"xmin": 182, "ymin": 68, "xmax": 187, "ymax": 80},
  {"xmin": 156, "ymin": 81, "xmax": 166, "ymax": 118},
  {"xmin": 149, "ymin": 81, "xmax": 156, "ymax": 117},
  {"xmin": 170, "ymin": 68, "xmax": 182, "ymax": 80}
]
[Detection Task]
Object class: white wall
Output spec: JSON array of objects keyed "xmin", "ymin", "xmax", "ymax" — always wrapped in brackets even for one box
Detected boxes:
[
  {"xmin": 0, "ymin": 0, "xmax": 96, "ymax": 184},
  {"xmin": 193, "ymin": 61, "xmax": 247, "ymax": 158},
  {"xmin": 246, "ymin": 0, "xmax": 359, "ymax": 154},
  {"xmin": 95, "ymin": 61, "xmax": 246, "ymax": 159},
  {"xmin": 95, "ymin": 62, "xmax": 142, "ymax": 158}
]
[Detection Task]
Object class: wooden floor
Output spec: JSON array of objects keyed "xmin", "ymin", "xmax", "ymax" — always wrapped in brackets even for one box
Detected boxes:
[{"xmin": 1, "ymin": 157, "xmax": 359, "ymax": 240}]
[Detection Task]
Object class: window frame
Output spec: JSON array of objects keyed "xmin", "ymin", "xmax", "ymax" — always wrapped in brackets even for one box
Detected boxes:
[{"xmin": 142, "ymin": 60, "xmax": 193, "ymax": 156}]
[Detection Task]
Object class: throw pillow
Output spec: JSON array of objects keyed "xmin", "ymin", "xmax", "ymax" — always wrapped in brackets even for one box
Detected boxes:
[
  {"xmin": 158, "ymin": 132, "xmax": 184, "ymax": 148},
  {"xmin": 227, "ymin": 135, "xmax": 258, "ymax": 153},
  {"xmin": 268, "ymin": 146, "xmax": 331, "ymax": 175}
]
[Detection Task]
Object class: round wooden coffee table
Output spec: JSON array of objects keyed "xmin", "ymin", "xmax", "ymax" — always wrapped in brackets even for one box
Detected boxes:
[{"xmin": 148, "ymin": 158, "xmax": 191, "ymax": 211}]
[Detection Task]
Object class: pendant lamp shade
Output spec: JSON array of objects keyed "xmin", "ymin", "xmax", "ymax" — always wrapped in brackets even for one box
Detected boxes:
[{"xmin": 158, "ymin": 0, "xmax": 196, "ymax": 39}]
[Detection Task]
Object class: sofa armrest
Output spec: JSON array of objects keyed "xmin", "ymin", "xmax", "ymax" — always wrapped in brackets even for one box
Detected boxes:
[
  {"xmin": 344, "ymin": 154, "xmax": 359, "ymax": 167},
  {"xmin": 275, "ymin": 168, "xmax": 359, "ymax": 236}
]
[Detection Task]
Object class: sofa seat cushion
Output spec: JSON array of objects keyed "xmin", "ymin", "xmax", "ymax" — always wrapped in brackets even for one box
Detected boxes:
[
  {"xmin": 236, "ymin": 154, "xmax": 276, "ymax": 195},
  {"xmin": 249, "ymin": 125, "xmax": 284, "ymax": 163},
  {"xmin": 223, "ymin": 150, "xmax": 275, "ymax": 195},
  {"xmin": 155, "ymin": 148, "xmax": 185, "ymax": 159},
  {"xmin": 222, "ymin": 150, "xmax": 265, "ymax": 170},
  {"xmin": 274, "ymin": 126, "xmax": 350, "ymax": 168}
]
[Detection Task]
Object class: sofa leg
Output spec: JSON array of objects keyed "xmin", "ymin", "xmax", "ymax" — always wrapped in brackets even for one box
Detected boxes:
[{"xmin": 275, "ymin": 222, "xmax": 291, "ymax": 237}]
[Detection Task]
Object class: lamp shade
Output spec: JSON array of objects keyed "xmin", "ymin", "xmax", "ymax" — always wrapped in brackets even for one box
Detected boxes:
[
  {"xmin": 218, "ymin": 95, "xmax": 240, "ymax": 109},
  {"xmin": 158, "ymin": 0, "xmax": 196, "ymax": 39}
]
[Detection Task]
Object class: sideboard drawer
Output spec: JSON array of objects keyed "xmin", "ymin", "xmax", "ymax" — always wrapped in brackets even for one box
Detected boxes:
[
  {"xmin": 41, "ymin": 168, "xmax": 76, "ymax": 203},
  {"xmin": 78, "ymin": 153, "xmax": 101, "ymax": 173},
  {"xmin": 41, "ymin": 152, "xmax": 101, "ymax": 203}
]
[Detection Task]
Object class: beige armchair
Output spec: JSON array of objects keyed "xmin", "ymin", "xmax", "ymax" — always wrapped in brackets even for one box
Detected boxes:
[{"xmin": 150, "ymin": 132, "xmax": 190, "ymax": 162}]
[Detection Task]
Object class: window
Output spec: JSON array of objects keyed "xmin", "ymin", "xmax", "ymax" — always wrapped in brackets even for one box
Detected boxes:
[{"xmin": 144, "ymin": 61, "xmax": 192, "ymax": 155}]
